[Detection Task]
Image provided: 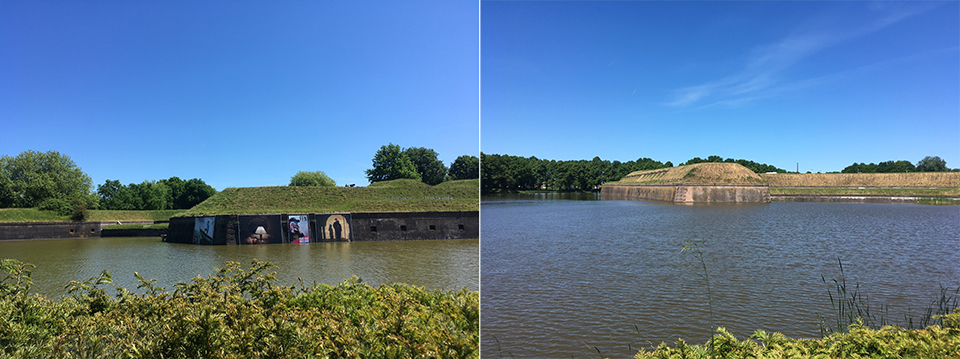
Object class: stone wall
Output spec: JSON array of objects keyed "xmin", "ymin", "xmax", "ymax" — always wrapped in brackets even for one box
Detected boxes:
[
  {"xmin": 0, "ymin": 221, "xmax": 106, "ymax": 240},
  {"xmin": 600, "ymin": 184, "xmax": 676, "ymax": 202},
  {"xmin": 601, "ymin": 184, "xmax": 771, "ymax": 203},
  {"xmin": 166, "ymin": 211, "xmax": 479, "ymax": 245}
]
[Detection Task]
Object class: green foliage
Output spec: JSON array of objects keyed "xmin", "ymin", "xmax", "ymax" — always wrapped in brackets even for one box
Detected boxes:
[
  {"xmin": 0, "ymin": 150, "xmax": 95, "ymax": 209},
  {"xmin": 405, "ymin": 147, "xmax": 449, "ymax": 185},
  {"xmin": 917, "ymin": 156, "xmax": 949, "ymax": 172},
  {"xmin": 480, "ymin": 153, "xmax": 671, "ymax": 193},
  {"xmin": 289, "ymin": 170, "xmax": 336, "ymax": 187},
  {"xmin": 97, "ymin": 177, "xmax": 216, "ymax": 210},
  {"xmin": 366, "ymin": 144, "xmax": 422, "ymax": 184},
  {"xmin": 0, "ymin": 259, "xmax": 479, "ymax": 358},
  {"xmin": 634, "ymin": 323, "xmax": 960, "ymax": 359},
  {"xmin": 449, "ymin": 155, "xmax": 479, "ymax": 181}
]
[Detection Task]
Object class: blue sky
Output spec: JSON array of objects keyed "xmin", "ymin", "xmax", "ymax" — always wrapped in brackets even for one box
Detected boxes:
[
  {"xmin": 482, "ymin": 1, "xmax": 959, "ymax": 173},
  {"xmin": 1, "ymin": 1, "xmax": 479, "ymax": 190}
]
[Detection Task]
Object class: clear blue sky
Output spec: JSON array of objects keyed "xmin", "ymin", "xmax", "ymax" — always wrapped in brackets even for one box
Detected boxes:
[
  {"xmin": 1, "ymin": 1, "xmax": 479, "ymax": 191},
  {"xmin": 482, "ymin": 1, "xmax": 959, "ymax": 173}
]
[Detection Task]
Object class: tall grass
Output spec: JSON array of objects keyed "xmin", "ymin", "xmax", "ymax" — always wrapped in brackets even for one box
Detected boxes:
[
  {"xmin": 761, "ymin": 172, "xmax": 960, "ymax": 187},
  {"xmin": 615, "ymin": 163, "xmax": 765, "ymax": 185}
]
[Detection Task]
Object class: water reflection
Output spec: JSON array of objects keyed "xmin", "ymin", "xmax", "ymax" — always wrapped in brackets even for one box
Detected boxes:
[
  {"xmin": 0, "ymin": 237, "xmax": 478, "ymax": 298},
  {"xmin": 481, "ymin": 194, "xmax": 960, "ymax": 358}
]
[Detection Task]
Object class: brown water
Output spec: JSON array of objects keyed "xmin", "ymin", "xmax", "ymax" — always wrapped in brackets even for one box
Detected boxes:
[
  {"xmin": 0, "ymin": 237, "xmax": 478, "ymax": 298},
  {"xmin": 481, "ymin": 193, "xmax": 960, "ymax": 358}
]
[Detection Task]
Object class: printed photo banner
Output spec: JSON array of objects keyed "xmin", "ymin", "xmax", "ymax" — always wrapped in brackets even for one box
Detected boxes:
[
  {"xmin": 316, "ymin": 213, "xmax": 352, "ymax": 242},
  {"xmin": 238, "ymin": 215, "xmax": 282, "ymax": 244},
  {"xmin": 193, "ymin": 217, "xmax": 215, "ymax": 244},
  {"xmin": 287, "ymin": 214, "xmax": 310, "ymax": 244}
]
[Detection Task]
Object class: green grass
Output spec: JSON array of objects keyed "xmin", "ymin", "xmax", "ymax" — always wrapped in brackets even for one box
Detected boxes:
[
  {"xmin": 0, "ymin": 209, "xmax": 181, "ymax": 223},
  {"xmin": 176, "ymin": 179, "xmax": 479, "ymax": 217}
]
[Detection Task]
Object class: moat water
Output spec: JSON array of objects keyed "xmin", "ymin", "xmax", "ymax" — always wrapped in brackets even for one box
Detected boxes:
[
  {"xmin": 0, "ymin": 237, "xmax": 478, "ymax": 297},
  {"xmin": 481, "ymin": 193, "xmax": 959, "ymax": 358}
]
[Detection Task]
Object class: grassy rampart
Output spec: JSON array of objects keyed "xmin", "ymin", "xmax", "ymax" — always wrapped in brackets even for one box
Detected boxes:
[
  {"xmin": 176, "ymin": 179, "xmax": 479, "ymax": 217},
  {"xmin": 761, "ymin": 172, "xmax": 960, "ymax": 187},
  {"xmin": 608, "ymin": 163, "xmax": 765, "ymax": 186},
  {"xmin": 0, "ymin": 209, "xmax": 181, "ymax": 223}
]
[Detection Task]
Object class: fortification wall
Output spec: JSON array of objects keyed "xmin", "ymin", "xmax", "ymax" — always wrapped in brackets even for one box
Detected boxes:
[
  {"xmin": 600, "ymin": 184, "xmax": 676, "ymax": 202},
  {"xmin": 601, "ymin": 184, "xmax": 770, "ymax": 203},
  {"xmin": 0, "ymin": 221, "xmax": 106, "ymax": 240},
  {"xmin": 166, "ymin": 211, "xmax": 478, "ymax": 245},
  {"xmin": 675, "ymin": 185, "xmax": 771, "ymax": 203}
]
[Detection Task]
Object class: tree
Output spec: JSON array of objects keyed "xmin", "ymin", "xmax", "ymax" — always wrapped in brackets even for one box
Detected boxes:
[
  {"xmin": 448, "ymin": 155, "xmax": 479, "ymax": 181},
  {"xmin": 916, "ymin": 156, "xmax": 947, "ymax": 172},
  {"xmin": 289, "ymin": 171, "xmax": 336, "ymax": 187},
  {"xmin": 0, "ymin": 150, "xmax": 95, "ymax": 208},
  {"xmin": 177, "ymin": 178, "xmax": 217, "ymax": 209},
  {"xmin": 404, "ymin": 147, "xmax": 448, "ymax": 185},
  {"xmin": 365, "ymin": 144, "xmax": 421, "ymax": 183},
  {"xmin": 97, "ymin": 179, "xmax": 125, "ymax": 210}
]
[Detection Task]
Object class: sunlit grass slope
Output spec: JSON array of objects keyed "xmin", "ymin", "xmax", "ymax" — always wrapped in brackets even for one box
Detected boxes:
[
  {"xmin": 176, "ymin": 179, "xmax": 479, "ymax": 216},
  {"xmin": 608, "ymin": 163, "xmax": 765, "ymax": 185}
]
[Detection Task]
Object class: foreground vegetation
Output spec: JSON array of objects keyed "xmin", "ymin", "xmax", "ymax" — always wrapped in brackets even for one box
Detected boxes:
[
  {"xmin": 177, "ymin": 179, "xmax": 479, "ymax": 216},
  {"xmin": 0, "ymin": 259, "xmax": 479, "ymax": 358},
  {"xmin": 634, "ymin": 321, "xmax": 960, "ymax": 358}
]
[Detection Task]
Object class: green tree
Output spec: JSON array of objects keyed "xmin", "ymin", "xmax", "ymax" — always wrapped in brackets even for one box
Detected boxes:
[
  {"xmin": 289, "ymin": 171, "xmax": 336, "ymax": 187},
  {"xmin": 916, "ymin": 156, "xmax": 947, "ymax": 172},
  {"xmin": 176, "ymin": 178, "xmax": 217, "ymax": 209},
  {"xmin": 404, "ymin": 147, "xmax": 448, "ymax": 185},
  {"xmin": 448, "ymin": 155, "xmax": 479, "ymax": 181},
  {"xmin": 365, "ymin": 144, "xmax": 421, "ymax": 183},
  {"xmin": 97, "ymin": 179, "xmax": 126, "ymax": 210},
  {"xmin": 0, "ymin": 150, "xmax": 94, "ymax": 208}
]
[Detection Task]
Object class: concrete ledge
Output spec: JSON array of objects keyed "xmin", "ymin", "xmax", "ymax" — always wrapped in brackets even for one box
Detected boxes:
[{"xmin": 0, "ymin": 221, "xmax": 107, "ymax": 240}]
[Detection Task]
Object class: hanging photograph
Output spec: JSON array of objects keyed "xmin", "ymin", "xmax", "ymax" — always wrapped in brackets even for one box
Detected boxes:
[
  {"xmin": 287, "ymin": 214, "xmax": 310, "ymax": 244},
  {"xmin": 238, "ymin": 215, "xmax": 282, "ymax": 244},
  {"xmin": 316, "ymin": 213, "xmax": 352, "ymax": 242},
  {"xmin": 193, "ymin": 216, "xmax": 215, "ymax": 244}
]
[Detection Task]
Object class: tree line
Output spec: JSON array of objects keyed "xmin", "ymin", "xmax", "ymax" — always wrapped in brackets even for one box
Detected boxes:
[
  {"xmin": 841, "ymin": 156, "xmax": 955, "ymax": 173},
  {"xmin": 1, "ymin": 150, "xmax": 217, "ymax": 219},
  {"xmin": 360, "ymin": 144, "xmax": 478, "ymax": 185},
  {"xmin": 480, "ymin": 154, "xmax": 789, "ymax": 193},
  {"xmin": 96, "ymin": 177, "xmax": 216, "ymax": 210}
]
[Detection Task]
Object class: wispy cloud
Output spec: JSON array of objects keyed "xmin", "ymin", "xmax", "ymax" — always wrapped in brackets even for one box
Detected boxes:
[{"xmin": 665, "ymin": 3, "xmax": 938, "ymax": 109}]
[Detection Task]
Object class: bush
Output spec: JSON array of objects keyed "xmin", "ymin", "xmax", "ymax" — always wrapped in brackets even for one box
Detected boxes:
[
  {"xmin": 36, "ymin": 197, "xmax": 72, "ymax": 216},
  {"xmin": 0, "ymin": 259, "xmax": 479, "ymax": 358}
]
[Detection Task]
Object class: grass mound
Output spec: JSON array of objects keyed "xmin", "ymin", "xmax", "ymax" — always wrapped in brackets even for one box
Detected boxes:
[
  {"xmin": 611, "ymin": 163, "xmax": 765, "ymax": 185},
  {"xmin": 177, "ymin": 179, "xmax": 479, "ymax": 216}
]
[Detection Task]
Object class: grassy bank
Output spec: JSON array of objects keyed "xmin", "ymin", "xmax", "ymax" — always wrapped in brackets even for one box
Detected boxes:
[
  {"xmin": 176, "ymin": 179, "xmax": 479, "ymax": 217},
  {"xmin": 770, "ymin": 187, "xmax": 960, "ymax": 197},
  {"xmin": 761, "ymin": 172, "xmax": 960, "ymax": 187},
  {"xmin": 101, "ymin": 223, "xmax": 170, "ymax": 230},
  {"xmin": 0, "ymin": 259, "xmax": 479, "ymax": 358},
  {"xmin": 0, "ymin": 209, "xmax": 181, "ymax": 223}
]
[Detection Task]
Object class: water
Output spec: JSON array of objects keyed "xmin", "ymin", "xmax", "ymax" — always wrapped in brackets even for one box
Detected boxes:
[
  {"xmin": 481, "ymin": 193, "xmax": 960, "ymax": 358},
  {"xmin": 0, "ymin": 237, "xmax": 478, "ymax": 298}
]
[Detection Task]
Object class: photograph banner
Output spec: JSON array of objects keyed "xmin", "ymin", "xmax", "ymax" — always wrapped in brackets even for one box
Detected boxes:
[
  {"xmin": 316, "ymin": 213, "xmax": 352, "ymax": 242},
  {"xmin": 238, "ymin": 215, "xmax": 282, "ymax": 244},
  {"xmin": 193, "ymin": 217, "xmax": 215, "ymax": 244},
  {"xmin": 287, "ymin": 214, "xmax": 310, "ymax": 244}
]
